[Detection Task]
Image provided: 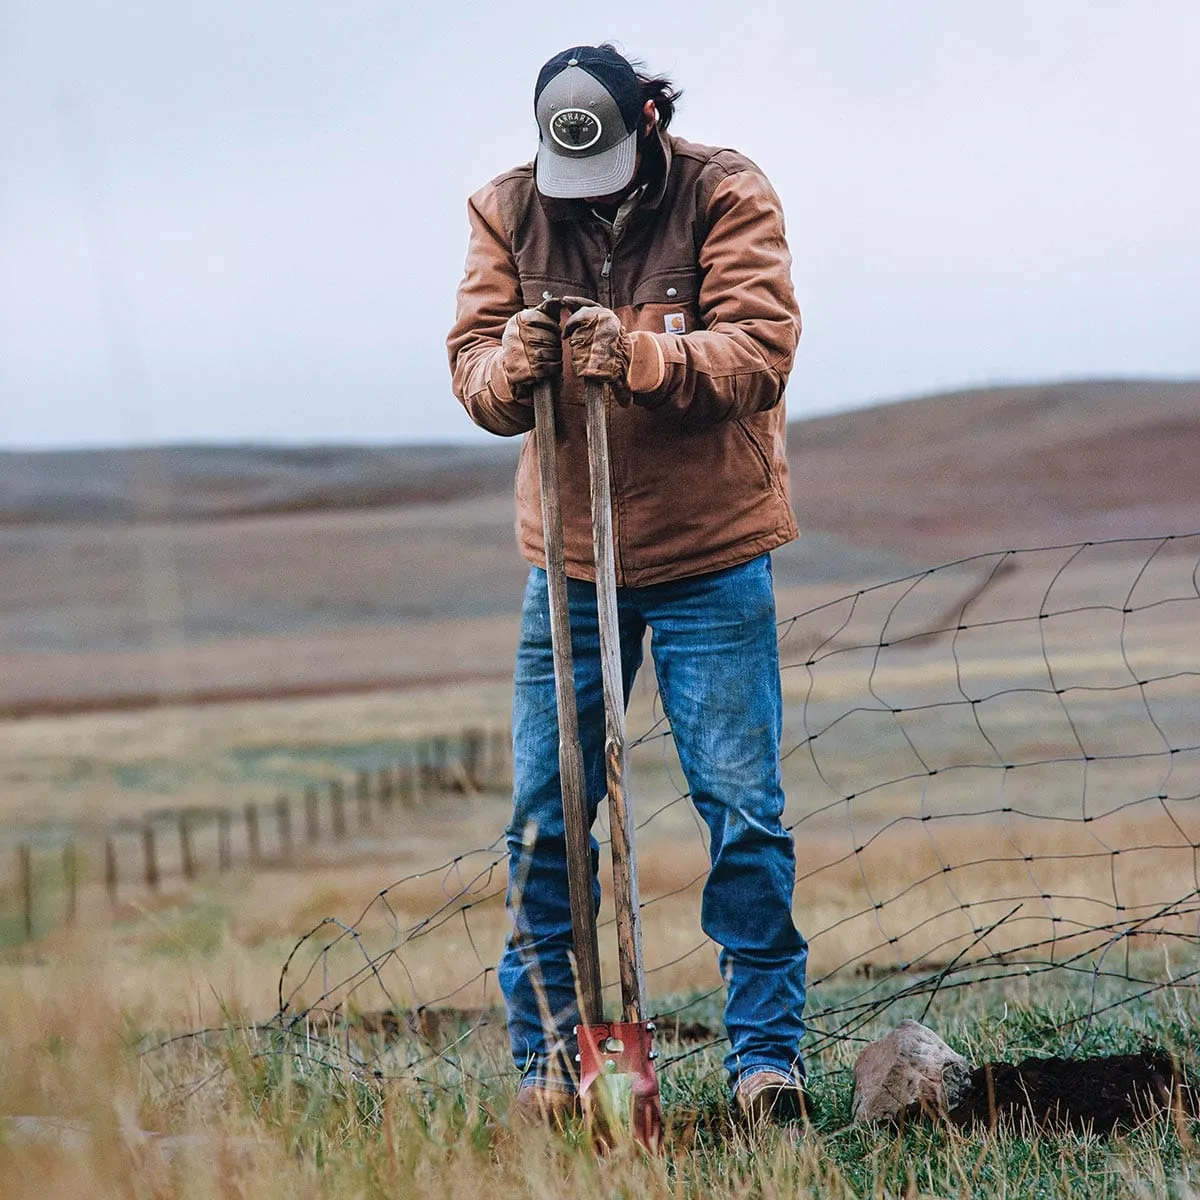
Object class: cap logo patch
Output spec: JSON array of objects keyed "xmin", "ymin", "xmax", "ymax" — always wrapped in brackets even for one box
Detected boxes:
[{"xmin": 550, "ymin": 107, "xmax": 603, "ymax": 151}]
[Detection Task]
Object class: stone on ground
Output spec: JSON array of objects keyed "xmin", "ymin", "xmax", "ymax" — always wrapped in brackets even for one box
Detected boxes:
[{"xmin": 851, "ymin": 1019, "xmax": 972, "ymax": 1122}]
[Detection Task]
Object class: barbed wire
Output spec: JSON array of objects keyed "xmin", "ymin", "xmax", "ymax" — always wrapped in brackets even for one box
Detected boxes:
[{"xmin": 143, "ymin": 531, "xmax": 1200, "ymax": 1092}]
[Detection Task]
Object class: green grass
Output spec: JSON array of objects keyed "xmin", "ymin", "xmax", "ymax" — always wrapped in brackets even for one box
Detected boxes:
[
  {"xmin": 4, "ymin": 884, "xmax": 1200, "ymax": 1197},
  {"xmin": 84, "ymin": 959, "xmax": 1195, "ymax": 1199},
  {"xmin": 139, "ymin": 902, "xmax": 232, "ymax": 959},
  {"xmin": 148, "ymin": 1017, "xmax": 1196, "ymax": 1199},
  {"xmin": 0, "ymin": 905, "xmax": 25, "ymax": 950}
]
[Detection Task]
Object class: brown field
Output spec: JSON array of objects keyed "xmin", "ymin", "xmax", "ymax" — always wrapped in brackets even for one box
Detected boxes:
[{"xmin": 2, "ymin": 378, "xmax": 1194, "ymax": 717}]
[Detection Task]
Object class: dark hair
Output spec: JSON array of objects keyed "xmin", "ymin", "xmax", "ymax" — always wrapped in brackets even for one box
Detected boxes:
[{"xmin": 599, "ymin": 44, "xmax": 682, "ymax": 131}]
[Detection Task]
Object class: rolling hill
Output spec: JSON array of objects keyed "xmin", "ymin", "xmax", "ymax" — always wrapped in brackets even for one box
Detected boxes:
[{"xmin": 1, "ymin": 378, "xmax": 1195, "ymax": 713}]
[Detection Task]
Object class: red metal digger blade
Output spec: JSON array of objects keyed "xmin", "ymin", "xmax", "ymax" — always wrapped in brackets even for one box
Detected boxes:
[{"xmin": 576, "ymin": 1020, "xmax": 663, "ymax": 1153}]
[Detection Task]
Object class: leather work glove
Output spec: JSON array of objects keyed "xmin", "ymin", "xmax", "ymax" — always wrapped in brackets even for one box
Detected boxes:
[
  {"xmin": 562, "ymin": 298, "xmax": 634, "ymax": 404},
  {"xmin": 498, "ymin": 305, "xmax": 562, "ymax": 397}
]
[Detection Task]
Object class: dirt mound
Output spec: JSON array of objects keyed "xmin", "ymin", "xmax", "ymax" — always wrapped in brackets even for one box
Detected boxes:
[{"xmin": 946, "ymin": 1050, "xmax": 1196, "ymax": 1134}]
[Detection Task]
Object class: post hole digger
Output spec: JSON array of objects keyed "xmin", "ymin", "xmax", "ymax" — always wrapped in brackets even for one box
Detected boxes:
[{"xmin": 530, "ymin": 300, "xmax": 663, "ymax": 1153}]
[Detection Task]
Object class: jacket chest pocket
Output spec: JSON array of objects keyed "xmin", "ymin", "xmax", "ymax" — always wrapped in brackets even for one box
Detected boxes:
[
  {"xmin": 519, "ymin": 277, "xmax": 589, "ymax": 307},
  {"xmin": 630, "ymin": 267, "xmax": 701, "ymax": 336}
]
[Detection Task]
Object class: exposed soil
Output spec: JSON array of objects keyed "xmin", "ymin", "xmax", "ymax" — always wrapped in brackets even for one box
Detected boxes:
[
  {"xmin": 656, "ymin": 1019, "xmax": 719, "ymax": 1043},
  {"xmin": 945, "ymin": 1050, "xmax": 1197, "ymax": 1134}
]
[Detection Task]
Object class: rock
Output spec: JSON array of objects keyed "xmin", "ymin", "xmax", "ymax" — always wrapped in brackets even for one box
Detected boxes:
[{"xmin": 851, "ymin": 1020, "xmax": 973, "ymax": 1122}]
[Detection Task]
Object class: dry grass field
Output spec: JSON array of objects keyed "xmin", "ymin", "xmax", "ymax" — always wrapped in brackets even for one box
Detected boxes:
[
  {"xmin": 2, "ymin": 770, "xmax": 1199, "ymax": 1197},
  {"xmin": 2, "ymin": 381, "xmax": 1199, "ymax": 1195}
]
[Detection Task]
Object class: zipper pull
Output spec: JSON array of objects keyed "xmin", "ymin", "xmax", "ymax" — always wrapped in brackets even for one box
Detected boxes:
[{"xmin": 601, "ymin": 252, "xmax": 613, "ymax": 279}]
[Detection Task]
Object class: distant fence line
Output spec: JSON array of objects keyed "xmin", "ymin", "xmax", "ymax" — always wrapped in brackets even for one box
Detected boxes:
[{"xmin": 2, "ymin": 723, "xmax": 512, "ymax": 945}]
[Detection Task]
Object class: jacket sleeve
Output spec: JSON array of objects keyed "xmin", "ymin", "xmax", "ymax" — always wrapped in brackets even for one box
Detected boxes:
[
  {"xmin": 446, "ymin": 183, "xmax": 536, "ymax": 437},
  {"xmin": 625, "ymin": 166, "xmax": 802, "ymax": 424}
]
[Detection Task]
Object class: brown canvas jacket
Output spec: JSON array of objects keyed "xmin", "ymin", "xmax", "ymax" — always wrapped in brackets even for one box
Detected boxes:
[{"xmin": 446, "ymin": 131, "xmax": 801, "ymax": 587}]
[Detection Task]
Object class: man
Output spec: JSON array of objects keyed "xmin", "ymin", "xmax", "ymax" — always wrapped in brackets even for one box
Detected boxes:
[{"xmin": 447, "ymin": 44, "xmax": 810, "ymax": 1125}]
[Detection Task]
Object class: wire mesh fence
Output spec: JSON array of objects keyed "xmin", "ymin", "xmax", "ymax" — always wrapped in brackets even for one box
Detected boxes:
[{"xmin": 255, "ymin": 531, "xmax": 1200, "ymax": 1090}]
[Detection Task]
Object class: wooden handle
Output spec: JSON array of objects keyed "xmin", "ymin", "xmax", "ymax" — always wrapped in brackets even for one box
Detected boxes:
[
  {"xmin": 533, "ymin": 377, "xmax": 604, "ymax": 1027},
  {"xmin": 584, "ymin": 379, "xmax": 648, "ymax": 1023}
]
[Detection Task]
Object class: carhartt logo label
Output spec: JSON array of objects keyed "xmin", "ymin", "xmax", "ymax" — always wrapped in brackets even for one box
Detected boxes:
[
  {"xmin": 664, "ymin": 312, "xmax": 686, "ymax": 334},
  {"xmin": 550, "ymin": 108, "xmax": 602, "ymax": 151}
]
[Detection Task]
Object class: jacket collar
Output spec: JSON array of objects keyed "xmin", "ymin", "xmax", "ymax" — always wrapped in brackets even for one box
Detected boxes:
[{"xmin": 639, "ymin": 128, "xmax": 672, "ymax": 211}]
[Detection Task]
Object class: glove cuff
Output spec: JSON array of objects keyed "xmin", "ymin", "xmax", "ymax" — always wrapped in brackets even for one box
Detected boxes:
[
  {"xmin": 625, "ymin": 331, "xmax": 666, "ymax": 395},
  {"xmin": 489, "ymin": 351, "xmax": 515, "ymax": 402}
]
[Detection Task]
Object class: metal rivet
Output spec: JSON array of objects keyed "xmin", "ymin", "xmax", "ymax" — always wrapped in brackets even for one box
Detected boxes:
[
  {"xmin": 542, "ymin": 290, "xmax": 553, "ymax": 300},
  {"xmin": 568, "ymin": 58, "xmax": 578, "ymax": 66},
  {"xmin": 666, "ymin": 287, "xmax": 678, "ymax": 297}
]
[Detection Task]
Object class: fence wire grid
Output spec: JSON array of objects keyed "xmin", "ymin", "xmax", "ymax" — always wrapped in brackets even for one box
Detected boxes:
[{"xmin": 171, "ymin": 532, "xmax": 1200, "ymax": 1093}]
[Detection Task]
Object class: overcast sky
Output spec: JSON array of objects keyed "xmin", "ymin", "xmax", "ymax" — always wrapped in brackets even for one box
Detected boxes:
[{"xmin": 1, "ymin": 1, "xmax": 1197, "ymax": 448}]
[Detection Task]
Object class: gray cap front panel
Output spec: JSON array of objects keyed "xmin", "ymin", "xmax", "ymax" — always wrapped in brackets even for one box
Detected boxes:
[{"xmin": 535, "ymin": 65, "xmax": 629, "ymax": 158}]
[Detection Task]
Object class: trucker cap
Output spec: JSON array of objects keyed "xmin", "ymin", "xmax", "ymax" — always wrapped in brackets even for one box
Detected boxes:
[{"xmin": 534, "ymin": 46, "xmax": 643, "ymax": 200}]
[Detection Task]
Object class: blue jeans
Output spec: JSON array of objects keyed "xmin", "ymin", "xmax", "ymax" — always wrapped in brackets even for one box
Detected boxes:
[{"xmin": 499, "ymin": 554, "xmax": 808, "ymax": 1089}]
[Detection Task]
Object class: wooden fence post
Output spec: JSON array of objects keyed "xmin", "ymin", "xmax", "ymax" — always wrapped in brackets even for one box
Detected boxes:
[
  {"xmin": 305, "ymin": 786, "xmax": 320, "ymax": 844},
  {"xmin": 475, "ymin": 722, "xmax": 491, "ymax": 787},
  {"xmin": 276, "ymin": 795, "xmax": 293, "ymax": 861},
  {"xmin": 356, "ymin": 770, "xmax": 372, "ymax": 830},
  {"xmin": 142, "ymin": 823, "xmax": 159, "ymax": 891},
  {"xmin": 433, "ymin": 736, "xmax": 449, "ymax": 790},
  {"xmin": 20, "ymin": 844, "xmax": 33, "ymax": 942},
  {"xmin": 399, "ymin": 758, "xmax": 421, "ymax": 808},
  {"xmin": 179, "ymin": 813, "xmax": 196, "ymax": 881},
  {"xmin": 217, "ymin": 808, "xmax": 232, "ymax": 873},
  {"xmin": 463, "ymin": 727, "xmax": 483, "ymax": 791},
  {"xmin": 63, "ymin": 842, "xmax": 78, "ymax": 925},
  {"xmin": 489, "ymin": 725, "xmax": 512, "ymax": 786},
  {"xmin": 377, "ymin": 765, "xmax": 394, "ymax": 814},
  {"xmin": 245, "ymin": 804, "xmax": 261, "ymax": 864},
  {"xmin": 105, "ymin": 837, "xmax": 118, "ymax": 906},
  {"xmin": 330, "ymin": 780, "xmax": 346, "ymax": 840}
]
